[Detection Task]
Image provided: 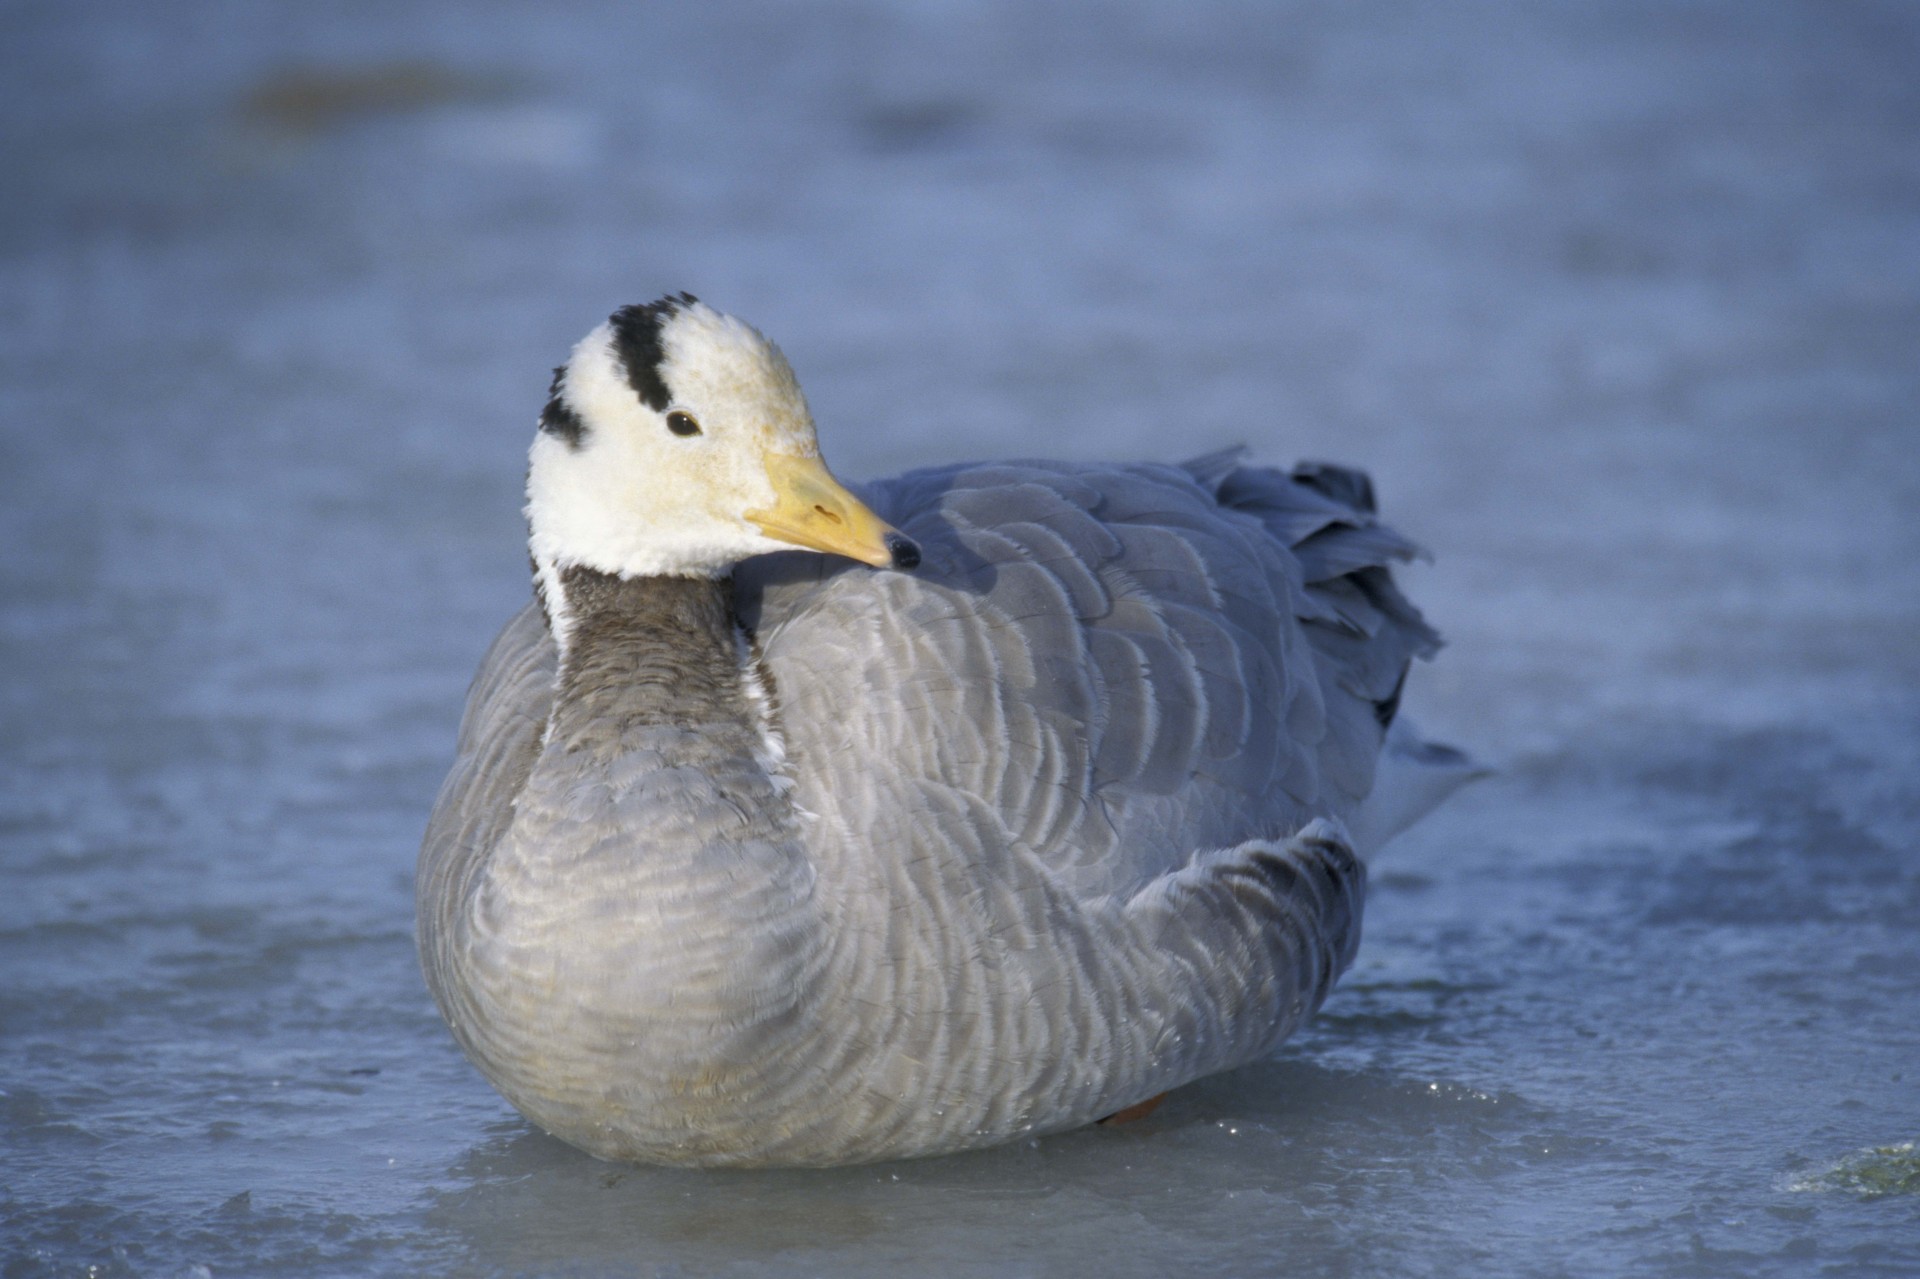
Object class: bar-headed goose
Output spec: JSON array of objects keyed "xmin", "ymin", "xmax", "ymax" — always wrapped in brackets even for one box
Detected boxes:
[{"xmin": 418, "ymin": 294, "xmax": 1476, "ymax": 1167}]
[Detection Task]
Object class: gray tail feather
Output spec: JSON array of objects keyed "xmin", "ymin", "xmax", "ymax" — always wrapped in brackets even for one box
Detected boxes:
[
  {"xmin": 1346, "ymin": 718, "xmax": 1491, "ymax": 857},
  {"xmin": 1183, "ymin": 450, "xmax": 1476, "ymax": 845}
]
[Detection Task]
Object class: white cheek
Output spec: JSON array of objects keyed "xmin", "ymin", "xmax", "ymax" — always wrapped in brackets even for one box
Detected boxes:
[
  {"xmin": 527, "ymin": 426, "xmax": 788, "ymax": 579},
  {"xmin": 527, "ymin": 431, "xmax": 660, "ymax": 569}
]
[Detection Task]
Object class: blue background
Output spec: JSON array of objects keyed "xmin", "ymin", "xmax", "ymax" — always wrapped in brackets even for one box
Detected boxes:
[{"xmin": 4, "ymin": 2, "xmax": 1917, "ymax": 1274}]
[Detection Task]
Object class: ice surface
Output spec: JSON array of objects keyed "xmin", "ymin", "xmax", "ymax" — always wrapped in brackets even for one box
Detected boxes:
[{"xmin": 3, "ymin": 2, "xmax": 1917, "ymax": 1275}]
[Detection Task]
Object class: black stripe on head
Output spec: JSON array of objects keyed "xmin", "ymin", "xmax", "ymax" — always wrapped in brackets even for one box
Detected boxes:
[
  {"xmin": 538, "ymin": 365, "xmax": 587, "ymax": 449},
  {"xmin": 608, "ymin": 292, "xmax": 699, "ymax": 413}
]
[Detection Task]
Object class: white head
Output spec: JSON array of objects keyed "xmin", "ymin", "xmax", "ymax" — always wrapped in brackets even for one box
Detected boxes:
[{"xmin": 526, "ymin": 295, "xmax": 917, "ymax": 639}]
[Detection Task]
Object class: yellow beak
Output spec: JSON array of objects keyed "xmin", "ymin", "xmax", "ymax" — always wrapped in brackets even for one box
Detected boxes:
[{"xmin": 746, "ymin": 452, "xmax": 919, "ymax": 570}]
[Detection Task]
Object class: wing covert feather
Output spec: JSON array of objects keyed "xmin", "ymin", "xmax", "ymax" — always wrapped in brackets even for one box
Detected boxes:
[{"xmin": 738, "ymin": 456, "xmax": 1437, "ymax": 901}]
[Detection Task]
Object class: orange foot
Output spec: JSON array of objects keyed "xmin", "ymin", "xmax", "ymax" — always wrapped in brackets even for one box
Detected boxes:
[{"xmin": 1098, "ymin": 1092, "xmax": 1169, "ymax": 1125}]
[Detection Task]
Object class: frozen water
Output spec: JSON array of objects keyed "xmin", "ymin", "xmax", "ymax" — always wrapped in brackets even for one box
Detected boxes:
[{"xmin": 4, "ymin": 1, "xmax": 1918, "ymax": 1275}]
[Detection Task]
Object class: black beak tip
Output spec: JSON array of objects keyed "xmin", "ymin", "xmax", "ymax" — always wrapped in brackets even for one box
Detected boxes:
[{"xmin": 885, "ymin": 532, "xmax": 921, "ymax": 571}]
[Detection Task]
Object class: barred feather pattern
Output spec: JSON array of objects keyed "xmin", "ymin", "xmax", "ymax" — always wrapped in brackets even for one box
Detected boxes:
[{"xmin": 418, "ymin": 455, "xmax": 1430, "ymax": 1165}]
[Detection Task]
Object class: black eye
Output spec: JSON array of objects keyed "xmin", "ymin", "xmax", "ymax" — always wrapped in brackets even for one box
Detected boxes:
[{"xmin": 666, "ymin": 410, "xmax": 701, "ymax": 437}]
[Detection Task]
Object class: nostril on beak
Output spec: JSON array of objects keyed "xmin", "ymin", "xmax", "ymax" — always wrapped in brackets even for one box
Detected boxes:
[{"xmin": 885, "ymin": 532, "xmax": 921, "ymax": 571}]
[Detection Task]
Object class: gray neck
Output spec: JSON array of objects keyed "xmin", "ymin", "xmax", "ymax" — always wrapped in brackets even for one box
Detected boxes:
[
  {"xmin": 470, "ymin": 565, "xmax": 822, "ymax": 1125},
  {"xmin": 517, "ymin": 564, "xmax": 806, "ymax": 896},
  {"xmin": 546, "ymin": 567, "xmax": 757, "ymax": 760}
]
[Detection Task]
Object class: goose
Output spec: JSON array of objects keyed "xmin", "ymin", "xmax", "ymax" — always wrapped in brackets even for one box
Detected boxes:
[{"xmin": 417, "ymin": 294, "xmax": 1477, "ymax": 1168}]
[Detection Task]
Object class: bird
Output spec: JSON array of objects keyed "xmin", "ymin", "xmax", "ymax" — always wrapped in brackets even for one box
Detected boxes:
[{"xmin": 417, "ymin": 293, "xmax": 1477, "ymax": 1168}]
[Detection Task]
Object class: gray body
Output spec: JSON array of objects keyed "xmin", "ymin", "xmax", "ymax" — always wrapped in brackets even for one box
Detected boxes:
[{"xmin": 418, "ymin": 453, "xmax": 1462, "ymax": 1166}]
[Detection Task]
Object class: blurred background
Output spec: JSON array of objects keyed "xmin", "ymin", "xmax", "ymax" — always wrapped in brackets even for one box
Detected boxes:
[{"xmin": 3, "ymin": 2, "xmax": 1917, "ymax": 1275}]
